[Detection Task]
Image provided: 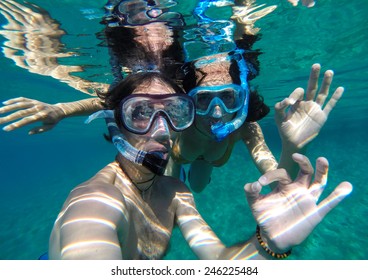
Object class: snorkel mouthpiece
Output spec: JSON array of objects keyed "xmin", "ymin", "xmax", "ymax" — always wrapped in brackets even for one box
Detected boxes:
[
  {"xmin": 85, "ymin": 110, "xmax": 168, "ymax": 175},
  {"xmin": 211, "ymin": 119, "xmax": 240, "ymax": 142},
  {"xmin": 211, "ymin": 91, "xmax": 249, "ymax": 142},
  {"xmin": 142, "ymin": 152, "xmax": 168, "ymax": 176}
]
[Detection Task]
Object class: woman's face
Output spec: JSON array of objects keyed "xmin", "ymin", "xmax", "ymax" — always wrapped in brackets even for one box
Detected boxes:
[
  {"xmin": 190, "ymin": 58, "xmax": 237, "ymax": 139},
  {"xmin": 193, "ymin": 79, "xmax": 236, "ymax": 140}
]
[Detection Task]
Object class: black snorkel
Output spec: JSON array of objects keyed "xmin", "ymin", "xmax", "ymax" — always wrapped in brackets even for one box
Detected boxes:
[{"xmin": 86, "ymin": 110, "xmax": 168, "ymax": 176}]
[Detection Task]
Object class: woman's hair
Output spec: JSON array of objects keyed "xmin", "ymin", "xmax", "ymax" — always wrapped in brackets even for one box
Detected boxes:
[{"xmin": 97, "ymin": 71, "xmax": 184, "ymax": 128}]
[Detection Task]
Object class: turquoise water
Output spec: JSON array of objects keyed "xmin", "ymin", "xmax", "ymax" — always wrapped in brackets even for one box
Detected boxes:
[{"xmin": 0, "ymin": 0, "xmax": 367, "ymax": 260}]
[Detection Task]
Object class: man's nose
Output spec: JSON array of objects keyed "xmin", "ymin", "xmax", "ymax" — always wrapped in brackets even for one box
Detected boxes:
[
  {"xmin": 211, "ymin": 105, "xmax": 224, "ymax": 119},
  {"xmin": 150, "ymin": 115, "xmax": 171, "ymax": 141}
]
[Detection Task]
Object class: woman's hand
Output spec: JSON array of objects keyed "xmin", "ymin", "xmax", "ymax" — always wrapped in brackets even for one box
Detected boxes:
[
  {"xmin": 245, "ymin": 153, "xmax": 352, "ymax": 253},
  {"xmin": 275, "ymin": 63, "xmax": 344, "ymax": 149},
  {"xmin": 0, "ymin": 97, "xmax": 66, "ymax": 134}
]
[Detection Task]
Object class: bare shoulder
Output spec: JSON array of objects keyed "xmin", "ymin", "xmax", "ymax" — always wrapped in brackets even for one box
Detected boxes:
[{"xmin": 62, "ymin": 162, "xmax": 126, "ymax": 207}]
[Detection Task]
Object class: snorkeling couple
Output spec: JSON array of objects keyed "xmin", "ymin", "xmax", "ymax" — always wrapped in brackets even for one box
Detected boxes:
[
  {"xmin": 0, "ymin": 0, "xmax": 351, "ymax": 260},
  {"xmin": 0, "ymin": 65, "xmax": 352, "ymax": 260}
]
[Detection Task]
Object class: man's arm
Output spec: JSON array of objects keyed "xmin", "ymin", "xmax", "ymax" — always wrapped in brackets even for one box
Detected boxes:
[
  {"xmin": 175, "ymin": 154, "xmax": 352, "ymax": 260},
  {"xmin": 49, "ymin": 164, "xmax": 129, "ymax": 260}
]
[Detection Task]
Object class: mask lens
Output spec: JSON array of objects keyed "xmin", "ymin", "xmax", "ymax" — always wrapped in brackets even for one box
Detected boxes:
[
  {"xmin": 163, "ymin": 96, "xmax": 194, "ymax": 130},
  {"xmin": 196, "ymin": 92, "xmax": 213, "ymax": 111},
  {"xmin": 130, "ymin": 101, "xmax": 154, "ymax": 130},
  {"xmin": 121, "ymin": 94, "xmax": 194, "ymax": 134},
  {"xmin": 189, "ymin": 85, "xmax": 244, "ymax": 115},
  {"xmin": 220, "ymin": 90, "xmax": 237, "ymax": 109}
]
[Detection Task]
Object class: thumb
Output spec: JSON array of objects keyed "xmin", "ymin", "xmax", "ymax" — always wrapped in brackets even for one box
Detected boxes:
[{"xmin": 317, "ymin": 182, "xmax": 353, "ymax": 218}]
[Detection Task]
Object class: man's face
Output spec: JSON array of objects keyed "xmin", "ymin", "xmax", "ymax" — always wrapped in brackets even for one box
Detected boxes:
[{"xmin": 122, "ymin": 78, "xmax": 178, "ymax": 162}]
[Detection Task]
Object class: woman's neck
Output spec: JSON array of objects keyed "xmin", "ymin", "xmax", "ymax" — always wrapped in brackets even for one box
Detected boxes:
[{"xmin": 187, "ymin": 123, "xmax": 221, "ymax": 144}]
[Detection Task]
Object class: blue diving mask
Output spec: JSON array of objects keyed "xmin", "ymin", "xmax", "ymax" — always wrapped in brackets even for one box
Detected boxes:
[
  {"xmin": 188, "ymin": 84, "xmax": 245, "ymax": 116},
  {"xmin": 120, "ymin": 93, "xmax": 195, "ymax": 135}
]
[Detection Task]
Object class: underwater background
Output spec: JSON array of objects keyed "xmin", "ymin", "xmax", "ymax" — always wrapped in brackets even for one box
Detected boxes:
[{"xmin": 0, "ymin": 0, "xmax": 367, "ymax": 260}]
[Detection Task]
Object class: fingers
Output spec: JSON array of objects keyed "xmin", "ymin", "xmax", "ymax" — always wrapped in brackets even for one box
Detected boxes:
[
  {"xmin": 244, "ymin": 181, "xmax": 262, "ymax": 206},
  {"xmin": 315, "ymin": 70, "xmax": 334, "ymax": 106},
  {"xmin": 317, "ymin": 182, "xmax": 353, "ymax": 218},
  {"xmin": 0, "ymin": 108, "xmax": 35, "ymax": 128},
  {"xmin": 0, "ymin": 103, "xmax": 35, "ymax": 119},
  {"xmin": 306, "ymin": 63, "xmax": 321, "ymax": 101},
  {"xmin": 2, "ymin": 114, "xmax": 41, "ymax": 131},
  {"xmin": 260, "ymin": 168, "xmax": 293, "ymax": 186},
  {"xmin": 1, "ymin": 97, "xmax": 33, "ymax": 106},
  {"xmin": 292, "ymin": 153, "xmax": 314, "ymax": 186},
  {"xmin": 0, "ymin": 98, "xmax": 39, "ymax": 125},
  {"xmin": 323, "ymin": 86, "xmax": 344, "ymax": 116},
  {"xmin": 304, "ymin": 64, "xmax": 343, "ymax": 111},
  {"xmin": 244, "ymin": 169, "xmax": 292, "ymax": 205},
  {"xmin": 275, "ymin": 88, "xmax": 304, "ymax": 121},
  {"xmin": 309, "ymin": 157, "xmax": 329, "ymax": 200}
]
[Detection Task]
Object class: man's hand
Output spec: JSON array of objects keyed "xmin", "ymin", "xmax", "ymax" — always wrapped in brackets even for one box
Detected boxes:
[{"xmin": 245, "ymin": 153, "xmax": 352, "ymax": 253}]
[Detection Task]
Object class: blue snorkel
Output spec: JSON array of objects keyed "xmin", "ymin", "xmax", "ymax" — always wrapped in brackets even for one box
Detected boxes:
[
  {"xmin": 85, "ymin": 110, "xmax": 168, "ymax": 175},
  {"xmin": 187, "ymin": 1, "xmax": 251, "ymax": 141},
  {"xmin": 211, "ymin": 49, "xmax": 250, "ymax": 141}
]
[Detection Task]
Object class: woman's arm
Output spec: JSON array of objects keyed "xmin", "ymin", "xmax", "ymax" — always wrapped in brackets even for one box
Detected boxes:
[
  {"xmin": 0, "ymin": 97, "xmax": 104, "ymax": 134},
  {"xmin": 241, "ymin": 122, "xmax": 278, "ymax": 175}
]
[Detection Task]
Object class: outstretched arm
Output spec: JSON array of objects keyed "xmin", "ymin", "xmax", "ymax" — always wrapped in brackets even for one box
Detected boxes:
[
  {"xmin": 0, "ymin": 97, "xmax": 104, "ymax": 134},
  {"xmin": 276, "ymin": 63, "xmax": 344, "ymax": 179},
  {"xmin": 176, "ymin": 153, "xmax": 352, "ymax": 259},
  {"xmin": 241, "ymin": 122, "xmax": 278, "ymax": 174},
  {"xmin": 49, "ymin": 164, "xmax": 128, "ymax": 260}
]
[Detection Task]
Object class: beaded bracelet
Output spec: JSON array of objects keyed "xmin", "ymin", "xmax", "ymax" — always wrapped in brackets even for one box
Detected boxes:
[{"xmin": 256, "ymin": 225, "xmax": 292, "ymax": 259}]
